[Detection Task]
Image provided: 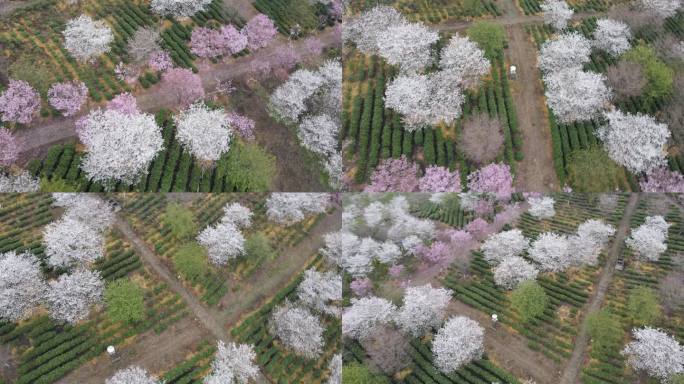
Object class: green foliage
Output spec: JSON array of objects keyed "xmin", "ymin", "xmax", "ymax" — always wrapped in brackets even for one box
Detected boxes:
[
  {"xmin": 510, "ymin": 281, "xmax": 548, "ymax": 323},
  {"xmin": 342, "ymin": 362, "xmax": 390, "ymax": 384},
  {"xmin": 40, "ymin": 177, "xmax": 80, "ymax": 192},
  {"xmin": 566, "ymin": 148, "xmax": 628, "ymax": 192},
  {"xmin": 9, "ymin": 56, "xmax": 53, "ymax": 96},
  {"xmin": 221, "ymin": 142, "xmax": 276, "ymax": 192},
  {"xmin": 162, "ymin": 202, "xmax": 197, "ymax": 240},
  {"xmin": 244, "ymin": 233, "xmax": 276, "ymax": 263},
  {"xmin": 627, "ymin": 287, "xmax": 661, "ymax": 326},
  {"xmin": 624, "ymin": 44, "xmax": 674, "ymax": 101},
  {"xmin": 586, "ymin": 309, "xmax": 623, "ymax": 356},
  {"xmin": 172, "ymin": 242, "xmax": 209, "ymax": 281},
  {"xmin": 462, "ymin": 0, "xmax": 486, "ymax": 16},
  {"xmin": 104, "ymin": 279, "xmax": 144, "ymax": 324},
  {"xmin": 467, "ymin": 21, "xmax": 506, "ymax": 60}
]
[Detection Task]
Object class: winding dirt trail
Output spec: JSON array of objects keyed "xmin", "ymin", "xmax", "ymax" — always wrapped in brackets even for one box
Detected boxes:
[
  {"xmin": 558, "ymin": 193, "xmax": 641, "ymax": 384},
  {"xmin": 55, "ymin": 207, "xmax": 339, "ymax": 383}
]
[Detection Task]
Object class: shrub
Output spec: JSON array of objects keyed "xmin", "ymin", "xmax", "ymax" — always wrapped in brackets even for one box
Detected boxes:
[
  {"xmin": 510, "ymin": 281, "xmax": 548, "ymax": 323},
  {"xmin": 627, "ymin": 287, "xmax": 661, "ymax": 326},
  {"xmin": 162, "ymin": 202, "xmax": 197, "ymax": 240},
  {"xmin": 587, "ymin": 309, "xmax": 623, "ymax": 356},
  {"xmin": 244, "ymin": 233, "xmax": 276, "ymax": 263},
  {"xmin": 221, "ymin": 142, "xmax": 275, "ymax": 192},
  {"xmin": 566, "ymin": 148, "xmax": 628, "ymax": 192},
  {"xmin": 624, "ymin": 44, "xmax": 674, "ymax": 101},
  {"xmin": 467, "ymin": 21, "xmax": 506, "ymax": 60},
  {"xmin": 105, "ymin": 278, "xmax": 144, "ymax": 324},
  {"xmin": 342, "ymin": 362, "xmax": 389, "ymax": 384},
  {"xmin": 173, "ymin": 242, "xmax": 209, "ymax": 281}
]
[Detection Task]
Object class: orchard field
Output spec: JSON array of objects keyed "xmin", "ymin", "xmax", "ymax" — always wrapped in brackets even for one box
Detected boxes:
[
  {"xmin": 526, "ymin": 13, "xmax": 684, "ymax": 190},
  {"xmin": 343, "ymin": 37, "xmax": 522, "ymax": 188},
  {"xmin": 339, "ymin": 192, "xmax": 684, "ymax": 383},
  {"xmin": 0, "ymin": 193, "xmax": 188, "ymax": 384},
  {"xmin": 0, "ymin": 0, "xmax": 341, "ymax": 193},
  {"xmin": 0, "ymin": 192, "xmax": 343, "ymax": 384}
]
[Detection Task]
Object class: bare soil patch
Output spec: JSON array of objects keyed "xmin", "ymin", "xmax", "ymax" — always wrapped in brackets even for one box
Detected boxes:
[{"xmin": 56, "ymin": 317, "xmax": 209, "ymax": 384}]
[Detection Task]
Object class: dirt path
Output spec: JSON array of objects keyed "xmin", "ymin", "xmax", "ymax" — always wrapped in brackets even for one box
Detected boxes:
[
  {"xmin": 14, "ymin": 28, "xmax": 340, "ymax": 177},
  {"xmin": 505, "ymin": 24, "xmax": 559, "ymax": 191},
  {"xmin": 114, "ymin": 217, "xmax": 230, "ymax": 342},
  {"xmin": 113, "ymin": 216, "xmax": 278, "ymax": 383},
  {"xmin": 559, "ymin": 193, "xmax": 641, "ymax": 384},
  {"xmin": 0, "ymin": 0, "xmax": 36, "ymax": 17},
  {"xmin": 0, "ymin": 344, "xmax": 17, "ymax": 383},
  {"xmin": 447, "ymin": 300, "xmax": 561, "ymax": 383},
  {"xmin": 216, "ymin": 207, "xmax": 341, "ymax": 326},
  {"xmin": 107, "ymin": 208, "xmax": 339, "ymax": 383},
  {"xmin": 57, "ymin": 317, "xmax": 210, "ymax": 384},
  {"xmin": 435, "ymin": 4, "xmax": 602, "ymax": 192}
]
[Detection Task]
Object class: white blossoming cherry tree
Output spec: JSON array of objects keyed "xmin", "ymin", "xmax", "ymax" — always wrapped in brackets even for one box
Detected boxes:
[
  {"xmin": 597, "ymin": 110, "xmax": 670, "ymax": 174},
  {"xmin": 203, "ymin": 341, "xmax": 260, "ymax": 384},
  {"xmin": 151, "ymin": 0, "xmax": 212, "ymax": 17},
  {"xmin": 221, "ymin": 202, "xmax": 253, "ymax": 228},
  {"xmin": 106, "ymin": 366, "xmax": 161, "ymax": 384},
  {"xmin": 480, "ymin": 229, "xmax": 530, "ymax": 265},
  {"xmin": 625, "ymin": 215, "xmax": 670, "ymax": 261},
  {"xmin": 432, "ymin": 316, "xmax": 485, "ymax": 373},
  {"xmin": 43, "ymin": 216, "xmax": 105, "ymax": 269},
  {"xmin": 439, "ymin": 35, "xmax": 491, "ymax": 89},
  {"xmin": 528, "ymin": 196, "xmax": 556, "ymax": 219},
  {"xmin": 269, "ymin": 302, "xmax": 325, "ymax": 359},
  {"xmin": 265, "ymin": 193, "xmax": 330, "ymax": 225},
  {"xmin": 541, "ymin": 0, "xmax": 574, "ymax": 30},
  {"xmin": 622, "ymin": 327, "xmax": 683, "ymax": 382},
  {"xmin": 0, "ymin": 251, "xmax": 47, "ymax": 321},
  {"xmin": 63, "ymin": 15, "xmax": 113, "ymax": 62},
  {"xmin": 297, "ymin": 268, "xmax": 342, "ymax": 316},
  {"xmin": 395, "ymin": 284, "xmax": 452, "ymax": 337},
  {"xmin": 493, "ymin": 257, "xmax": 539, "ymax": 290},
  {"xmin": 45, "ymin": 269, "xmax": 104, "ymax": 324},
  {"xmin": 78, "ymin": 109, "xmax": 164, "ymax": 189},
  {"xmin": 197, "ymin": 220, "xmax": 245, "ymax": 265},
  {"xmin": 528, "ymin": 232, "xmax": 571, "ymax": 272},
  {"xmin": 592, "ymin": 18, "xmax": 632, "ymax": 57},
  {"xmin": 342, "ymin": 296, "xmax": 396, "ymax": 341},
  {"xmin": 174, "ymin": 102, "xmax": 234, "ymax": 167}
]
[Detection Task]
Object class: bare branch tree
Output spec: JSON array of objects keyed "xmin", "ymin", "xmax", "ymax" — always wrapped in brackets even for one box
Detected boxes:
[
  {"xmin": 458, "ymin": 114, "xmax": 504, "ymax": 165},
  {"xmin": 606, "ymin": 60, "xmax": 648, "ymax": 101}
]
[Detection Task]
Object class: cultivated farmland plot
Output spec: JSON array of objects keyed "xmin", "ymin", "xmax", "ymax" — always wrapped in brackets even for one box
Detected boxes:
[
  {"xmin": 340, "ymin": 192, "xmax": 684, "ymax": 384},
  {"xmin": 0, "ymin": 192, "xmax": 342, "ymax": 384},
  {"xmin": 0, "ymin": 0, "xmax": 341, "ymax": 193},
  {"xmin": 526, "ymin": 14, "xmax": 684, "ymax": 190}
]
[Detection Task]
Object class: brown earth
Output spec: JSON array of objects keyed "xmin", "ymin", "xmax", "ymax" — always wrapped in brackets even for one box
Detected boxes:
[
  {"xmin": 56, "ymin": 317, "xmax": 210, "ymax": 384},
  {"xmin": 0, "ymin": 344, "xmax": 17, "ymax": 383},
  {"xmin": 446, "ymin": 300, "xmax": 562, "ymax": 383},
  {"xmin": 505, "ymin": 24, "xmax": 560, "ymax": 192}
]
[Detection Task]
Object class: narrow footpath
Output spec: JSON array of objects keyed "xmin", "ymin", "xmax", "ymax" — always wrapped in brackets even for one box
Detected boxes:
[{"xmin": 559, "ymin": 193, "xmax": 640, "ymax": 384}]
